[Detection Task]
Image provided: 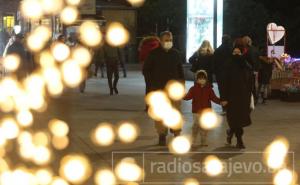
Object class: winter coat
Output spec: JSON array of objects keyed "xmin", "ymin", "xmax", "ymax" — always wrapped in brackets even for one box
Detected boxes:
[
  {"xmin": 184, "ymin": 83, "xmax": 221, "ymax": 113},
  {"xmin": 103, "ymin": 44, "xmax": 121, "ymax": 67},
  {"xmin": 189, "ymin": 52, "xmax": 214, "ymax": 83},
  {"xmin": 143, "ymin": 47, "xmax": 185, "ymax": 91},
  {"xmin": 244, "ymin": 46, "xmax": 260, "ymax": 72},
  {"xmin": 258, "ymin": 57, "xmax": 273, "ymax": 85},
  {"xmin": 138, "ymin": 36, "xmax": 160, "ymax": 64},
  {"xmin": 223, "ymin": 55, "xmax": 253, "ymax": 128},
  {"xmin": 6, "ymin": 40, "xmax": 31, "ymax": 79},
  {"xmin": 213, "ymin": 43, "xmax": 232, "ymax": 77}
]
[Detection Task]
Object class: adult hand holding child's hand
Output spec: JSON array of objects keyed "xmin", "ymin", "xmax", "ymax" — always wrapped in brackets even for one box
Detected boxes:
[{"xmin": 221, "ymin": 101, "xmax": 228, "ymax": 106}]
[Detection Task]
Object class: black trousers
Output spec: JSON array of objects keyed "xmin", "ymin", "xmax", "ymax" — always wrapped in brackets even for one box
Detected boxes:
[
  {"xmin": 95, "ymin": 62, "xmax": 105, "ymax": 77},
  {"xmin": 106, "ymin": 63, "xmax": 119, "ymax": 90},
  {"xmin": 120, "ymin": 60, "xmax": 127, "ymax": 77},
  {"xmin": 228, "ymin": 127, "xmax": 244, "ymax": 139}
]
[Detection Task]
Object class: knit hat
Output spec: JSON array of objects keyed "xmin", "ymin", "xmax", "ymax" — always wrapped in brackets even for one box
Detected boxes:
[{"xmin": 195, "ymin": 70, "xmax": 208, "ymax": 80}]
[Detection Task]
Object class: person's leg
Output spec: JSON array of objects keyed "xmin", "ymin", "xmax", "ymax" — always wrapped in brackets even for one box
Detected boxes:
[
  {"xmin": 113, "ymin": 64, "xmax": 119, "ymax": 94},
  {"xmin": 253, "ymin": 73, "xmax": 258, "ymax": 105},
  {"xmin": 235, "ymin": 127, "xmax": 245, "ymax": 149},
  {"xmin": 192, "ymin": 114, "xmax": 200, "ymax": 144},
  {"xmin": 79, "ymin": 80, "xmax": 86, "ymax": 93},
  {"xmin": 94, "ymin": 62, "xmax": 99, "ymax": 77},
  {"xmin": 216, "ymin": 73, "xmax": 226, "ymax": 114},
  {"xmin": 262, "ymin": 84, "xmax": 268, "ymax": 104},
  {"xmin": 120, "ymin": 60, "xmax": 127, "ymax": 78},
  {"xmin": 100, "ymin": 63, "xmax": 105, "ymax": 78},
  {"xmin": 155, "ymin": 121, "xmax": 168, "ymax": 146},
  {"xmin": 106, "ymin": 64, "xmax": 114, "ymax": 95},
  {"xmin": 226, "ymin": 128, "xmax": 234, "ymax": 145},
  {"xmin": 144, "ymin": 76, "xmax": 150, "ymax": 111},
  {"xmin": 200, "ymin": 128, "xmax": 208, "ymax": 147}
]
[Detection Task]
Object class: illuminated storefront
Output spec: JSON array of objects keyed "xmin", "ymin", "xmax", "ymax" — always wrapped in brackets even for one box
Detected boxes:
[
  {"xmin": 2, "ymin": 15, "xmax": 15, "ymax": 32},
  {"xmin": 186, "ymin": 0, "xmax": 223, "ymax": 59}
]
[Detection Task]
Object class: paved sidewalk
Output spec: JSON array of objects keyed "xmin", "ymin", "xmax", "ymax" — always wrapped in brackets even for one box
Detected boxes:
[{"xmin": 43, "ymin": 71, "xmax": 300, "ymax": 184}]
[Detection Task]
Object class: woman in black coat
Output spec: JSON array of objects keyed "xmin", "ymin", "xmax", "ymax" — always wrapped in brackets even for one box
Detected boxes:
[
  {"xmin": 222, "ymin": 40, "xmax": 253, "ymax": 149},
  {"xmin": 189, "ymin": 40, "xmax": 214, "ymax": 83}
]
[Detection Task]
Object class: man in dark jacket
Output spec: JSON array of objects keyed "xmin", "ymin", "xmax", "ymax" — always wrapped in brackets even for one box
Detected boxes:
[
  {"xmin": 143, "ymin": 31, "xmax": 185, "ymax": 146},
  {"xmin": 213, "ymin": 35, "xmax": 232, "ymax": 113},
  {"xmin": 103, "ymin": 43, "xmax": 122, "ymax": 95},
  {"xmin": 6, "ymin": 34, "xmax": 31, "ymax": 79}
]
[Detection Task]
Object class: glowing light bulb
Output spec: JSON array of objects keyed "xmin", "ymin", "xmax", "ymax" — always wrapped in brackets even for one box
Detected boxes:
[
  {"xmin": 51, "ymin": 43, "xmax": 71, "ymax": 62},
  {"xmin": 199, "ymin": 109, "xmax": 221, "ymax": 130},
  {"xmin": 60, "ymin": 6, "xmax": 79, "ymax": 25},
  {"xmin": 48, "ymin": 119, "xmax": 69, "ymax": 137},
  {"xmin": 117, "ymin": 122, "xmax": 138, "ymax": 143},
  {"xmin": 21, "ymin": 0, "xmax": 43, "ymax": 20},
  {"xmin": 1, "ymin": 117, "xmax": 20, "ymax": 139},
  {"xmin": 16, "ymin": 109, "xmax": 33, "ymax": 127},
  {"xmin": 184, "ymin": 178, "xmax": 199, "ymax": 185},
  {"xmin": 72, "ymin": 46, "xmax": 92, "ymax": 67},
  {"xmin": 41, "ymin": 0, "xmax": 63, "ymax": 14},
  {"xmin": 59, "ymin": 154, "xmax": 92, "ymax": 184},
  {"xmin": 273, "ymin": 168, "xmax": 294, "ymax": 185},
  {"xmin": 204, "ymin": 155, "xmax": 223, "ymax": 176},
  {"xmin": 66, "ymin": 0, "xmax": 81, "ymax": 6},
  {"xmin": 61, "ymin": 59, "xmax": 83, "ymax": 88},
  {"xmin": 106, "ymin": 22, "xmax": 130, "ymax": 47},
  {"xmin": 166, "ymin": 80, "xmax": 185, "ymax": 101},
  {"xmin": 169, "ymin": 136, "xmax": 191, "ymax": 154},
  {"xmin": 35, "ymin": 168, "xmax": 53, "ymax": 185},
  {"xmin": 2, "ymin": 54, "xmax": 20, "ymax": 72},
  {"xmin": 115, "ymin": 158, "xmax": 143, "ymax": 182},
  {"xmin": 94, "ymin": 169, "xmax": 116, "ymax": 185},
  {"xmin": 126, "ymin": 0, "xmax": 145, "ymax": 7},
  {"xmin": 91, "ymin": 123, "xmax": 115, "ymax": 146},
  {"xmin": 162, "ymin": 108, "xmax": 183, "ymax": 130},
  {"xmin": 79, "ymin": 21, "xmax": 102, "ymax": 47},
  {"xmin": 264, "ymin": 137, "xmax": 289, "ymax": 169}
]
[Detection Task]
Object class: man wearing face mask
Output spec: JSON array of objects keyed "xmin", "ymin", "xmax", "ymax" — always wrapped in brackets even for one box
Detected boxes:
[{"xmin": 143, "ymin": 31, "xmax": 185, "ymax": 146}]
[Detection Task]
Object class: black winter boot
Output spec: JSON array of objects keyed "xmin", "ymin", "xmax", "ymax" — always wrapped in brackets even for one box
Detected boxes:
[
  {"xmin": 226, "ymin": 129, "xmax": 233, "ymax": 145},
  {"xmin": 236, "ymin": 136, "xmax": 246, "ymax": 149}
]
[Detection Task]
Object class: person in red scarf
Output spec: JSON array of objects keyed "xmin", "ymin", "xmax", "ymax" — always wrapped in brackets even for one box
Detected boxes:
[
  {"xmin": 139, "ymin": 34, "xmax": 161, "ymax": 111},
  {"xmin": 138, "ymin": 34, "xmax": 161, "ymax": 66}
]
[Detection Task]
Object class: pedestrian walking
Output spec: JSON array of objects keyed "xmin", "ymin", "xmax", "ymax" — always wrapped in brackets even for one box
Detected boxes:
[
  {"xmin": 93, "ymin": 46, "xmax": 106, "ymax": 78},
  {"xmin": 189, "ymin": 40, "xmax": 214, "ymax": 84},
  {"xmin": 213, "ymin": 35, "xmax": 232, "ymax": 114},
  {"xmin": 6, "ymin": 33, "xmax": 31, "ymax": 79},
  {"xmin": 222, "ymin": 39, "xmax": 253, "ymax": 149},
  {"xmin": 184, "ymin": 70, "xmax": 224, "ymax": 147},
  {"xmin": 143, "ymin": 31, "xmax": 185, "ymax": 146},
  {"xmin": 257, "ymin": 48, "xmax": 275, "ymax": 104},
  {"xmin": 138, "ymin": 34, "xmax": 161, "ymax": 110},
  {"xmin": 103, "ymin": 43, "xmax": 122, "ymax": 95},
  {"xmin": 120, "ymin": 45, "xmax": 128, "ymax": 78}
]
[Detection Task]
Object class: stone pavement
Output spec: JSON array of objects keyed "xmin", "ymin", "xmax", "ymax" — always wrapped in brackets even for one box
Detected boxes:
[{"xmin": 44, "ymin": 71, "xmax": 300, "ymax": 184}]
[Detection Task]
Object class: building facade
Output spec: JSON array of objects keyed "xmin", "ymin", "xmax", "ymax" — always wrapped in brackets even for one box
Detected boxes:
[{"xmin": 0, "ymin": 0, "xmax": 20, "ymax": 33}]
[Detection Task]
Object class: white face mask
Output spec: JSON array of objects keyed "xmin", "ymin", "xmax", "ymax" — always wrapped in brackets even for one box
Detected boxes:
[
  {"xmin": 163, "ymin": 41, "xmax": 173, "ymax": 50},
  {"xmin": 197, "ymin": 79, "xmax": 207, "ymax": 85}
]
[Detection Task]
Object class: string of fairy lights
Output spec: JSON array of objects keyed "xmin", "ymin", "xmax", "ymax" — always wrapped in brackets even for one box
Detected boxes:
[{"xmin": 0, "ymin": 0, "xmax": 298, "ymax": 184}]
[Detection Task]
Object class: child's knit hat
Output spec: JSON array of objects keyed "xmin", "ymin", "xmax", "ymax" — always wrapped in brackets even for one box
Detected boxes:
[{"xmin": 195, "ymin": 70, "xmax": 208, "ymax": 79}]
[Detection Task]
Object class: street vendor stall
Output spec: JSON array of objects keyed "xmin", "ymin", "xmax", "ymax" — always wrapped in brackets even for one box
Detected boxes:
[
  {"xmin": 265, "ymin": 23, "xmax": 300, "ymax": 101},
  {"xmin": 278, "ymin": 58, "xmax": 300, "ymax": 101}
]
